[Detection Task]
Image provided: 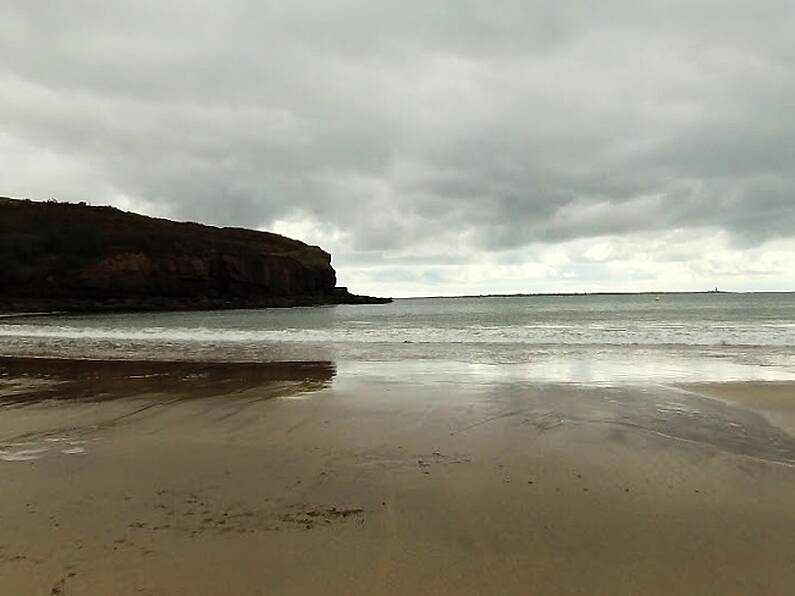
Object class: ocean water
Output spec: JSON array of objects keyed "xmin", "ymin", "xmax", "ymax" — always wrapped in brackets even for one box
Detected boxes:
[{"xmin": 1, "ymin": 293, "xmax": 794, "ymax": 384}]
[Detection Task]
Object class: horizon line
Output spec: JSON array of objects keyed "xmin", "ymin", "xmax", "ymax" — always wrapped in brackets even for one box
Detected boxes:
[{"xmin": 391, "ymin": 290, "xmax": 794, "ymax": 300}]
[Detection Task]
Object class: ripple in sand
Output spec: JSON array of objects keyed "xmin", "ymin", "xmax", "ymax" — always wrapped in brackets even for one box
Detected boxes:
[
  {"xmin": 0, "ymin": 436, "xmax": 93, "ymax": 462},
  {"xmin": 0, "ymin": 447, "xmax": 48, "ymax": 461}
]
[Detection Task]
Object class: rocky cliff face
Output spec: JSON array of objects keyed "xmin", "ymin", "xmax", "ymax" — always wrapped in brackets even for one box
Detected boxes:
[{"xmin": 0, "ymin": 197, "xmax": 389, "ymax": 311}]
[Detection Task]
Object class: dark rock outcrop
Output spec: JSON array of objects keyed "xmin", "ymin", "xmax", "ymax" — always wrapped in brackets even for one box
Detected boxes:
[{"xmin": 0, "ymin": 197, "xmax": 391, "ymax": 312}]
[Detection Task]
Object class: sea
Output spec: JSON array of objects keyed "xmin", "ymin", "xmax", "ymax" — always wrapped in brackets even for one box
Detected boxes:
[{"xmin": 1, "ymin": 293, "xmax": 794, "ymax": 385}]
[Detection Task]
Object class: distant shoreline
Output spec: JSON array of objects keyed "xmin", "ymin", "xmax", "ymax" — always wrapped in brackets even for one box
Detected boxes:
[
  {"xmin": 398, "ymin": 290, "xmax": 794, "ymax": 300},
  {"xmin": 2, "ymin": 292, "xmax": 792, "ymax": 316}
]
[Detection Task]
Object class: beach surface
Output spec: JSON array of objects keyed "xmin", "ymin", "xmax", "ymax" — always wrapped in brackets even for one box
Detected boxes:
[{"xmin": 1, "ymin": 358, "xmax": 795, "ymax": 595}]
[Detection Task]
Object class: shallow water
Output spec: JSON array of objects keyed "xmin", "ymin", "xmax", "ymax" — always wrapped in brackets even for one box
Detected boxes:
[{"xmin": 1, "ymin": 294, "xmax": 794, "ymax": 383}]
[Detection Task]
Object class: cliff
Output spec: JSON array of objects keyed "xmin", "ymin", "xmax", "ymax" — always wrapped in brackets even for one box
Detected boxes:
[{"xmin": 0, "ymin": 197, "xmax": 390, "ymax": 312}]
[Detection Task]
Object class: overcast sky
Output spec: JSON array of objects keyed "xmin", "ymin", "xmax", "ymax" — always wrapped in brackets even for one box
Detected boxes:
[{"xmin": 2, "ymin": 1, "xmax": 794, "ymax": 296}]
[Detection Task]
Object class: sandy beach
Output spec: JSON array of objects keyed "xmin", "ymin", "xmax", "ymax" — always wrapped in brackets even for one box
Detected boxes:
[{"xmin": 1, "ymin": 357, "xmax": 794, "ymax": 596}]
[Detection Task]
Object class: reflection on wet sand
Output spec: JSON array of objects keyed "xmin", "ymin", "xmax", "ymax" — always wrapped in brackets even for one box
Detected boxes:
[
  {"xmin": 0, "ymin": 356, "xmax": 336, "ymax": 405},
  {"xmin": 1, "ymin": 359, "xmax": 794, "ymax": 595}
]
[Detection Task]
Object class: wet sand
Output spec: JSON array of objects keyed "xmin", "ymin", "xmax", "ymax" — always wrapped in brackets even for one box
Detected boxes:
[
  {"xmin": 1, "ymin": 358, "xmax": 794, "ymax": 595},
  {"xmin": 680, "ymin": 381, "xmax": 795, "ymax": 436}
]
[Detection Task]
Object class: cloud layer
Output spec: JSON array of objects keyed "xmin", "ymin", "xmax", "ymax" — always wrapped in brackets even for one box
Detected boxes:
[{"xmin": 2, "ymin": 1, "xmax": 794, "ymax": 295}]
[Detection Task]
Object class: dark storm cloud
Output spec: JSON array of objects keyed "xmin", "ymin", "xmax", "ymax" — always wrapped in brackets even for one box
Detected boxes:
[{"xmin": 1, "ymin": 0, "xmax": 794, "ymax": 255}]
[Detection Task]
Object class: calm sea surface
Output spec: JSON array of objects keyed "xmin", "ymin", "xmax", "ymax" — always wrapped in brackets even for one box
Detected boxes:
[{"xmin": 2, "ymin": 294, "xmax": 794, "ymax": 384}]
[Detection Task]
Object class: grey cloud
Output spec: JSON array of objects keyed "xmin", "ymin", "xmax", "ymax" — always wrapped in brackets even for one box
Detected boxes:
[{"xmin": 1, "ymin": 0, "xmax": 794, "ymax": 264}]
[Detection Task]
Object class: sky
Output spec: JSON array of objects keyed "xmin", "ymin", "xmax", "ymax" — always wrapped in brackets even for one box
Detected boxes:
[{"xmin": 2, "ymin": 1, "xmax": 794, "ymax": 297}]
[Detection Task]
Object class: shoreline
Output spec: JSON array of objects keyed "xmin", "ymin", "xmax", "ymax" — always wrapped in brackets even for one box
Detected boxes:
[{"xmin": 0, "ymin": 293, "xmax": 392, "ymax": 316}]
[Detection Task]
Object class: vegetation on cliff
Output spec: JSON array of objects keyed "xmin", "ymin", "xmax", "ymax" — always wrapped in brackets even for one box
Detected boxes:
[{"xmin": 0, "ymin": 197, "xmax": 390, "ymax": 311}]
